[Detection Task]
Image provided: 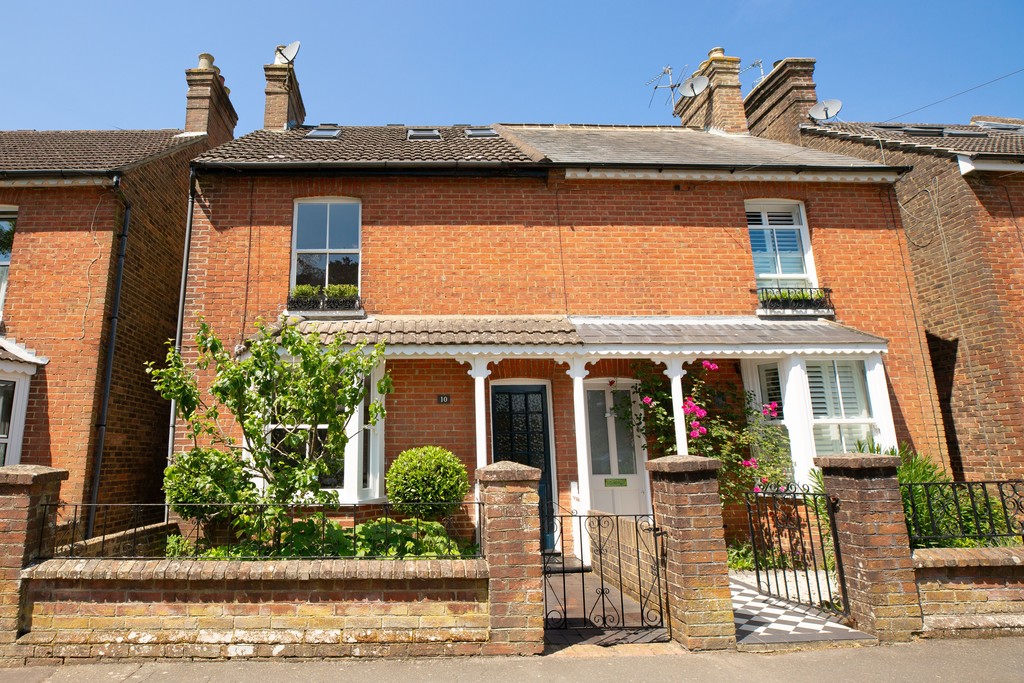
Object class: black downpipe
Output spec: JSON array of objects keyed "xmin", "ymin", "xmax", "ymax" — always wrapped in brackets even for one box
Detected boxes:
[{"xmin": 86, "ymin": 175, "xmax": 131, "ymax": 537}]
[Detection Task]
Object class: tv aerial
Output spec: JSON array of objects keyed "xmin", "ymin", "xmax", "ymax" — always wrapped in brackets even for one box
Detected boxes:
[
  {"xmin": 275, "ymin": 41, "xmax": 301, "ymax": 64},
  {"xmin": 808, "ymin": 99, "xmax": 843, "ymax": 122}
]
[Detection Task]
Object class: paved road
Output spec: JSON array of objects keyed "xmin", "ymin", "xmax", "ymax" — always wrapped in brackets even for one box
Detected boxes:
[{"xmin": 4, "ymin": 637, "xmax": 1023, "ymax": 682}]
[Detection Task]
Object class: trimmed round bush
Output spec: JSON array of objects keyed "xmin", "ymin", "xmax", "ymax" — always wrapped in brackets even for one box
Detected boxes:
[{"xmin": 385, "ymin": 446, "xmax": 470, "ymax": 519}]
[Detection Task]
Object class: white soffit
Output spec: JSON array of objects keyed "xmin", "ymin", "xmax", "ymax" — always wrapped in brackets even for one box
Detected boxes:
[{"xmin": 563, "ymin": 168, "xmax": 900, "ymax": 183}]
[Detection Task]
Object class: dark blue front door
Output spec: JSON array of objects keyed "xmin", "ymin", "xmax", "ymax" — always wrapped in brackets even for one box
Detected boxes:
[{"xmin": 491, "ymin": 385, "xmax": 555, "ymax": 549}]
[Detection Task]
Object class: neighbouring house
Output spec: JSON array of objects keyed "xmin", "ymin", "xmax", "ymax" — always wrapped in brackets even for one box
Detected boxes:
[
  {"xmin": 742, "ymin": 54, "xmax": 1024, "ymax": 480},
  {"xmin": 0, "ymin": 54, "xmax": 236, "ymax": 532},
  {"xmin": 176, "ymin": 47, "xmax": 945, "ymax": 544}
]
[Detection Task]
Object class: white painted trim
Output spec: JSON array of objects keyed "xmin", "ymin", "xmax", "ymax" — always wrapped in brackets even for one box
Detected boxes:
[
  {"xmin": 0, "ymin": 372, "xmax": 31, "ymax": 466},
  {"xmin": 0, "ymin": 178, "xmax": 113, "ymax": 188},
  {"xmin": 744, "ymin": 199, "xmax": 818, "ymax": 290},
  {"xmin": 779, "ymin": 356, "xmax": 816, "ymax": 486},
  {"xmin": 957, "ymin": 155, "xmax": 1024, "ymax": 176},
  {"xmin": 459, "ymin": 357, "xmax": 495, "ymax": 481},
  {"xmin": 864, "ymin": 353, "xmax": 898, "ymax": 451},
  {"xmin": 661, "ymin": 359, "xmax": 690, "ymax": 457},
  {"xmin": 379, "ymin": 343, "xmax": 888, "ymax": 358},
  {"xmin": 563, "ymin": 168, "xmax": 900, "ymax": 183}
]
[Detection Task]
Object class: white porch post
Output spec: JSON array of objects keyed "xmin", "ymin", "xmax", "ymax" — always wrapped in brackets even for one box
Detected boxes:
[
  {"xmin": 566, "ymin": 357, "xmax": 592, "ymax": 565},
  {"xmin": 461, "ymin": 357, "xmax": 494, "ymax": 475},
  {"xmin": 864, "ymin": 353, "xmax": 898, "ymax": 450},
  {"xmin": 780, "ymin": 356, "xmax": 816, "ymax": 485},
  {"xmin": 662, "ymin": 358, "xmax": 689, "ymax": 457}
]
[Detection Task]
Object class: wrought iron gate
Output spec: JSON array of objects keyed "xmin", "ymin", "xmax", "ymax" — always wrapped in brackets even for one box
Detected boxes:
[
  {"xmin": 744, "ymin": 485, "xmax": 849, "ymax": 616},
  {"xmin": 541, "ymin": 507, "xmax": 666, "ymax": 634}
]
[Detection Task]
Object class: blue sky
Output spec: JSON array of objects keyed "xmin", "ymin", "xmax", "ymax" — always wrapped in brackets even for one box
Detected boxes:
[{"xmin": 5, "ymin": 1, "xmax": 1023, "ymax": 136}]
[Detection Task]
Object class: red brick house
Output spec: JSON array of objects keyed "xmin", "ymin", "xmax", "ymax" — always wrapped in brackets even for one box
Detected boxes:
[
  {"xmin": 742, "ymin": 54, "xmax": 1024, "ymax": 480},
  {"xmin": 0, "ymin": 54, "xmax": 236, "ymax": 531},
  {"xmin": 177, "ymin": 50, "xmax": 945, "ymax": 545}
]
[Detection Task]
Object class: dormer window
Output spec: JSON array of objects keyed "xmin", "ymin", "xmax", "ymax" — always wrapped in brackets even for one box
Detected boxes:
[{"xmin": 407, "ymin": 128, "xmax": 441, "ymax": 141}]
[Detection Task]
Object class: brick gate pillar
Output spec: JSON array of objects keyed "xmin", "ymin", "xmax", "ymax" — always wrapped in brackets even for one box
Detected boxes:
[
  {"xmin": 647, "ymin": 455, "xmax": 735, "ymax": 651},
  {"xmin": 478, "ymin": 460, "xmax": 544, "ymax": 655},
  {"xmin": 815, "ymin": 455, "xmax": 922, "ymax": 641},
  {"xmin": 0, "ymin": 465, "xmax": 67, "ymax": 642}
]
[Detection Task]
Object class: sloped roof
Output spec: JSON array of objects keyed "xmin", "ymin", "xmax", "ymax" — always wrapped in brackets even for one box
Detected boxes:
[
  {"xmin": 497, "ymin": 124, "xmax": 888, "ymax": 170},
  {"xmin": 802, "ymin": 121, "xmax": 1024, "ymax": 158},
  {"xmin": 0, "ymin": 130, "xmax": 201, "ymax": 173},
  {"xmin": 194, "ymin": 123, "xmax": 892, "ymax": 172},
  {"xmin": 278, "ymin": 315, "xmax": 886, "ymax": 352},
  {"xmin": 195, "ymin": 126, "xmax": 534, "ymax": 167}
]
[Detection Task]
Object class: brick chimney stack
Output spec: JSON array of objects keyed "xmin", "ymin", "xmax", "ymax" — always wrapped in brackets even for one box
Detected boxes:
[
  {"xmin": 184, "ymin": 53, "xmax": 238, "ymax": 147},
  {"xmin": 743, "ymin": 58, "xmax": 818, "ymax": 146},
  {"xmin": 673, "ymin": 47, "xmax": 748, "ymax": 134},
  {"xmin": 263, "ymin": 47, "xmax": 306, "ymax": 131}
]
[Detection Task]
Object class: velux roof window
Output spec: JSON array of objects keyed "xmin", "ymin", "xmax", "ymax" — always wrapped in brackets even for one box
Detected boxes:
[
  {"xmin": 407, "ymin": 128, "xmax": 442, "ymax": 140},
  {"xmin": 305, "ymin": 126, "xmax": 342, "ymax": 139},
  {"xmin": 465, "ymin": 127, "xmax": 498, "ymax": 138}
]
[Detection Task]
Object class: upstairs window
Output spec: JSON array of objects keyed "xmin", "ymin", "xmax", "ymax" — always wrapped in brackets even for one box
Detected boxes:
[
  {"xmin": 746, "ymin": 202, "xmax": 815, "ymax": 289},
  {"xmin": 806, "ymin": 360, "xmax": 874, "ymax": 454},
  {"xmin": 292, "ymin": 199, "xmax": 360, "ymax": 291},
  {"xmin": 0, "ymin": 210, "xmax": 14, "ymax": 314}
]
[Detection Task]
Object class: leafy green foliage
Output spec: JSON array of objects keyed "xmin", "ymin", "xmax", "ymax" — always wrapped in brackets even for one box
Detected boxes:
[
  {"xmin": 324, "ymin": 284, "xmax": 359, "ymax": 299},
  {"xmin": 385, "ymin": 446, "xmax": 470, "ymax": 519},
  {"xmin": 616, "ymin": 361, "xmax": 791, "ymax": 505},
  {"xmin": 290, "ymin": 284, "xmax": 322, "ymax": 298},
  {"xmin": 148, "ymin": 319, "xmax": 392, "ymax": 551},
  {"xmin": 165, "ymin": 534, "xmax": 197, "ymax": 557}
]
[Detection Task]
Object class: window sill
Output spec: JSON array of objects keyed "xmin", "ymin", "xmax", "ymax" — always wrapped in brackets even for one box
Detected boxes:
[
  {"xmin": 756, "ymin": 307, "xmax": 835, "ymax": 318},
  {"xmin": 285, "ymin": 308, "xmax": 368, "ymax": 320}
]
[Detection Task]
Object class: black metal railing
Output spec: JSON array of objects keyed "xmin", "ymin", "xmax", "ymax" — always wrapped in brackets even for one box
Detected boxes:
[
  {"xmin": 756, "ymin": 287, "xmax": 834, "ymax": 313},
  {"xmin": 542, "ymin": 509, "xmax": 665, "ymax": 634},
  {"xmin": 38, "ymin": 501, "xmax": 482, "ymax": 560},
  {"xmin": 745, "ymin": 484, "xmax": 848, "ymax": 616},
  {"xmin": 286, "ymin": 295, "xmax": 363, "ymax": 312},
  {"xmin": 902, "ymin": 480, "xmax": 1024, "ymax": 548}
]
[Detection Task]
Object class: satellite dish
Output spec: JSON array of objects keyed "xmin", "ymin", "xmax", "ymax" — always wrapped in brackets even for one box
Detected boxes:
[
  {"xmin": 680, "ymin": 75, "xmax": 710, "ymax": 98},
  {"xmin": 808, "ymin": 99, "xmax": 843, "ymax": 121},
  {"xmin": 275, "ymin": 41, "xmax": 301, "ymax": 64}
]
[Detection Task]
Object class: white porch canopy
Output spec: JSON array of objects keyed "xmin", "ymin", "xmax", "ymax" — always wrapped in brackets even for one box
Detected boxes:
[{"xmin": 295, "ymin": 314, "xmax": 896, "ymax": 515}]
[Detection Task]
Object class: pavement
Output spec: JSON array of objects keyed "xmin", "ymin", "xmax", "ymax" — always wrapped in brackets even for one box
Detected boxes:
[{"xmin": 3, "ymin": 637, "xmax": 1023, "ymax": 682}]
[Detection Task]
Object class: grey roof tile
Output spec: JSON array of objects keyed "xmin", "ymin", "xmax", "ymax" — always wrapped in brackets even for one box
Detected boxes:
[
  {"xmin": 0, "ymin": 129, "xmax": 198, "ymax": 173},
  {"xmin": 802, "ymin": 121, "xmax": 1024, "ymax": 157}
]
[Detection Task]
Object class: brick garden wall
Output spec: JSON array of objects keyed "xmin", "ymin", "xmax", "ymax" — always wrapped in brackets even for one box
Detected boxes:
[{"xmin": 913, "ymin": 547, "xmax": 1024, "ymax": 636}]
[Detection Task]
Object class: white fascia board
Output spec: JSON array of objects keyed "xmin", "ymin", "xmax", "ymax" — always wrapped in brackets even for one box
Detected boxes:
[
  {"xmin": 563, "ymin": 168, "xmax": 899, "ymax": 183},
  {"xmin": 957, "ymin": 154, "xmax": 1024, "ymax": 176},
  {"xmin": 378, "ymin": 343, "xmax": 888, "ymax": 358},
  {"xmin": 0, "ymin": 177, "xmax": 112, "ymax": 188}
]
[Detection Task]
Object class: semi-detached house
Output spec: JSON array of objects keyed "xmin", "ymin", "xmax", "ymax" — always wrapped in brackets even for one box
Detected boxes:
[{"xmin": 178, "ymin": 50, "xmax": 946, "ymax": 542}]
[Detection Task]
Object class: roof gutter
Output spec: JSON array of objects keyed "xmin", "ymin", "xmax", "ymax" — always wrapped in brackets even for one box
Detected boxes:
[
  {"xmin": 957, "ymin": 154, "xmax": 1024, "ymax": 176},
  {"xmin": 0, "ymin": 169, "xmax": 117, "ymax": 187}
]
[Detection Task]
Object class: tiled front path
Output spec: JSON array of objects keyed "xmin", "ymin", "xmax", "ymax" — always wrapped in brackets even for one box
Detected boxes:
[{"xmin": 544, "ymin": 572, "xmax": 874, "ymax": 650}]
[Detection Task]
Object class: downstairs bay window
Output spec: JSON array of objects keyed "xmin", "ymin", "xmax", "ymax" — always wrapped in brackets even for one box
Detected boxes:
[{"xmin": 806, "ymin": 359, "xmax": 875, "ymax": 454}]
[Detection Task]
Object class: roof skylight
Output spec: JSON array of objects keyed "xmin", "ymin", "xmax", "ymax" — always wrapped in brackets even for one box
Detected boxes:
[
  {"xmin": 465, "ymin": 127, "xmax": 498, "ymax": 138},
  {"xmin": 305, "ymin": 127, "xmax": 342, "ymax": 139},
  {"xmin": 408, "ymin": 128, "xmax": 442, "ymax": 141}
]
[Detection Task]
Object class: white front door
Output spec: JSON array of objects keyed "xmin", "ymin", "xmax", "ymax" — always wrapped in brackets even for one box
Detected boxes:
[{"xmin": 584, "ymin": 384, "xmax": 650, "ymax": 515}]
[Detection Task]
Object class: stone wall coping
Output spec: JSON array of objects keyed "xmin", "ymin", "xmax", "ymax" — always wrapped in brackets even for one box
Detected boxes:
[
  {"xmin": 0, "ymin": 465, "xmax": 69, "ymax": 486},
  {"xmin": 814, "ymin": 454, "xmax": 900, "ymax": 471},
  {"xmin": 913, "ymin": 547, "xmax": 1024, "ymax": 569},
  {"xmin": 23, "ymin": 557, "xmax": 489, "ymax": 582},
  {"xmin": 476, "ymin": 460, "xmax": 541, "ymax": 482},
  {"xmin": 646, "ymin": 455, "xmax": 723, "ymax": 473}
]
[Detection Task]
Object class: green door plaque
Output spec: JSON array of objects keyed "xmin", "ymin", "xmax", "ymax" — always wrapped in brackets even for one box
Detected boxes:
[{"xmin": 604, "ymin": 478, "xmax": 628, "ymax": 488}]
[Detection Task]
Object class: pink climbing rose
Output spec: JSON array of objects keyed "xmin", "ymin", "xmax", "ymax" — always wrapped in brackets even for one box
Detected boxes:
[
  {"xmin": 642, "ymin": 396, "xmax": 653, "ymax": 405},
  {"xmin": 762, "ymin": 401, "xmax": 779, "ymax": 418},
  {"xmin": 702, "ymin": 360, "xmax": 719, "ymax": 371}
]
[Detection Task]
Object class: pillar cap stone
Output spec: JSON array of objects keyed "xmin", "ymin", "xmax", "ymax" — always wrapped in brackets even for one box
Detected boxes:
[
  {"xmin": 814, "ymin": 454, "xmax": 900, "ymax": 470},
  {"xmin": 477, "ymin": 460, "xmax": 542, "ymax": 482},
  {"xmin": 0, "ymin": 465, "xmax": 69, "ymax": 486},
  {"xmin": 646, "ymin": 455, "xmax": 722, "ymax": 473}
]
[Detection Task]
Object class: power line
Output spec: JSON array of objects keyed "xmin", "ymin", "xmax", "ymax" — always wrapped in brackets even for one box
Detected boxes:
[{"xmin": 881, "ymin": 67, "xmax": 1024, "ymax": 123}]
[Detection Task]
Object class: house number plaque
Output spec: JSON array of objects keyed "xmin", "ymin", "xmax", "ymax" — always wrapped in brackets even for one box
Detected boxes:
[{"xmin": 437, "ymin": 394, "xmax": 451, "ymax": 404}]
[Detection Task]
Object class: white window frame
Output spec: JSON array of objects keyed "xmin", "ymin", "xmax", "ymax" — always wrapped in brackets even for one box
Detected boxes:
[
  {"xmin": 0, "ymin": 206, "xmax": 16, "ymax": 319},
  {"xmin": 253, "ymin": 362, "xmax": 386, "ymax": 505},
  {"xmin": 804, "ymin": 358, "xmax": 877, "ymax": 455},
  {"xmin": 744, "ymin": 199, "xmax": 818, "ymax": 290},
  {"xmin": 290, "ymin": 197, "xmax": 362, "ymax": 293},
  {"xmin": 0, "ymin": 365, "xmax": 34, "ymax": 467}
]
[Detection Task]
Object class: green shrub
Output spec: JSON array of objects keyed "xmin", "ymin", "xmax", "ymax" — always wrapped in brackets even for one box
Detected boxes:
[
  {"xmin": 165, "ymin": 534, "xmax": 197, "ymax": 557},
  {"xmin": 290, "ymin": 284, "xmax": 322, "ymax": 298},
  {"xmin": 385, "ymin": 446, "xmax": 470, "ymax": 519},
  {"xmin": 324, "ymin": 283, "xmax": 358, "ymax": 299},
  {"xmin": 163, "ymin": 447, "xmax": 256, "ymax": 524}
]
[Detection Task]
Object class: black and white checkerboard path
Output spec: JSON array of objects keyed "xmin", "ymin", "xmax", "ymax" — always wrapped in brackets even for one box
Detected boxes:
[{"xmin": 730, "ymin": 579, "xmax": 872, "ymax": 646}]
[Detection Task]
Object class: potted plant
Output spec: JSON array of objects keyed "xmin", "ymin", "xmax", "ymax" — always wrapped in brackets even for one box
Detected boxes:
[
  {"xmin": 287, "ymin": 284, "xmax": 322, "ymax": 311},
  {"xmin": 323, "ymin": 283, "xmax": 360, "ymax": 311}
]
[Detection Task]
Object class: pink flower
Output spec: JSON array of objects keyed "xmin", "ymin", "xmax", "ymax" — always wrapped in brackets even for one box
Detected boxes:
[
  {"xmin": 753, "ymin": 486, "xmax": 762, "ymax": 493},
  {"xmin": 761, "ymin": 401, "xmax": 779, "ymax": 418},
  {"xmin": 689, "ymin": 429, "xmax": 701, "ymax": 439},
  {"xmin": 761, "ymin": 477, "xmax": 769, "ymax": 484},
  {"xmin": 702, "ymin": 360, "xmax": 719, "ymax": 371},
  {"xmin": 642, "ymin": 396, "xmax": 653, "ymax": 405},
  {"xmin": 741, "ymin": 458, "xmax": 758, "ymax": 468}
]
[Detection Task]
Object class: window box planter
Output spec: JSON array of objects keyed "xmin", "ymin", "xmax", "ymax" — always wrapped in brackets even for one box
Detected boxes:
[
  {"xmin": 286, "ymin": 294, "xmax": 365, "ymax": 319},
  {"xmin": 757, "ymin": 287, "xmax": 834, "ymax": 316}
]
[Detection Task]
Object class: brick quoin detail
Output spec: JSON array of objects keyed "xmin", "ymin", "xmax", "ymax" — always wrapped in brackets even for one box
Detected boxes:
[
  {"xmin": 815, "ymin": 455, "xmax": 922, "ymax": 641},
  {"xmin": 646, "ymin": 455, "xmax": 736, "ymax": 651}
]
